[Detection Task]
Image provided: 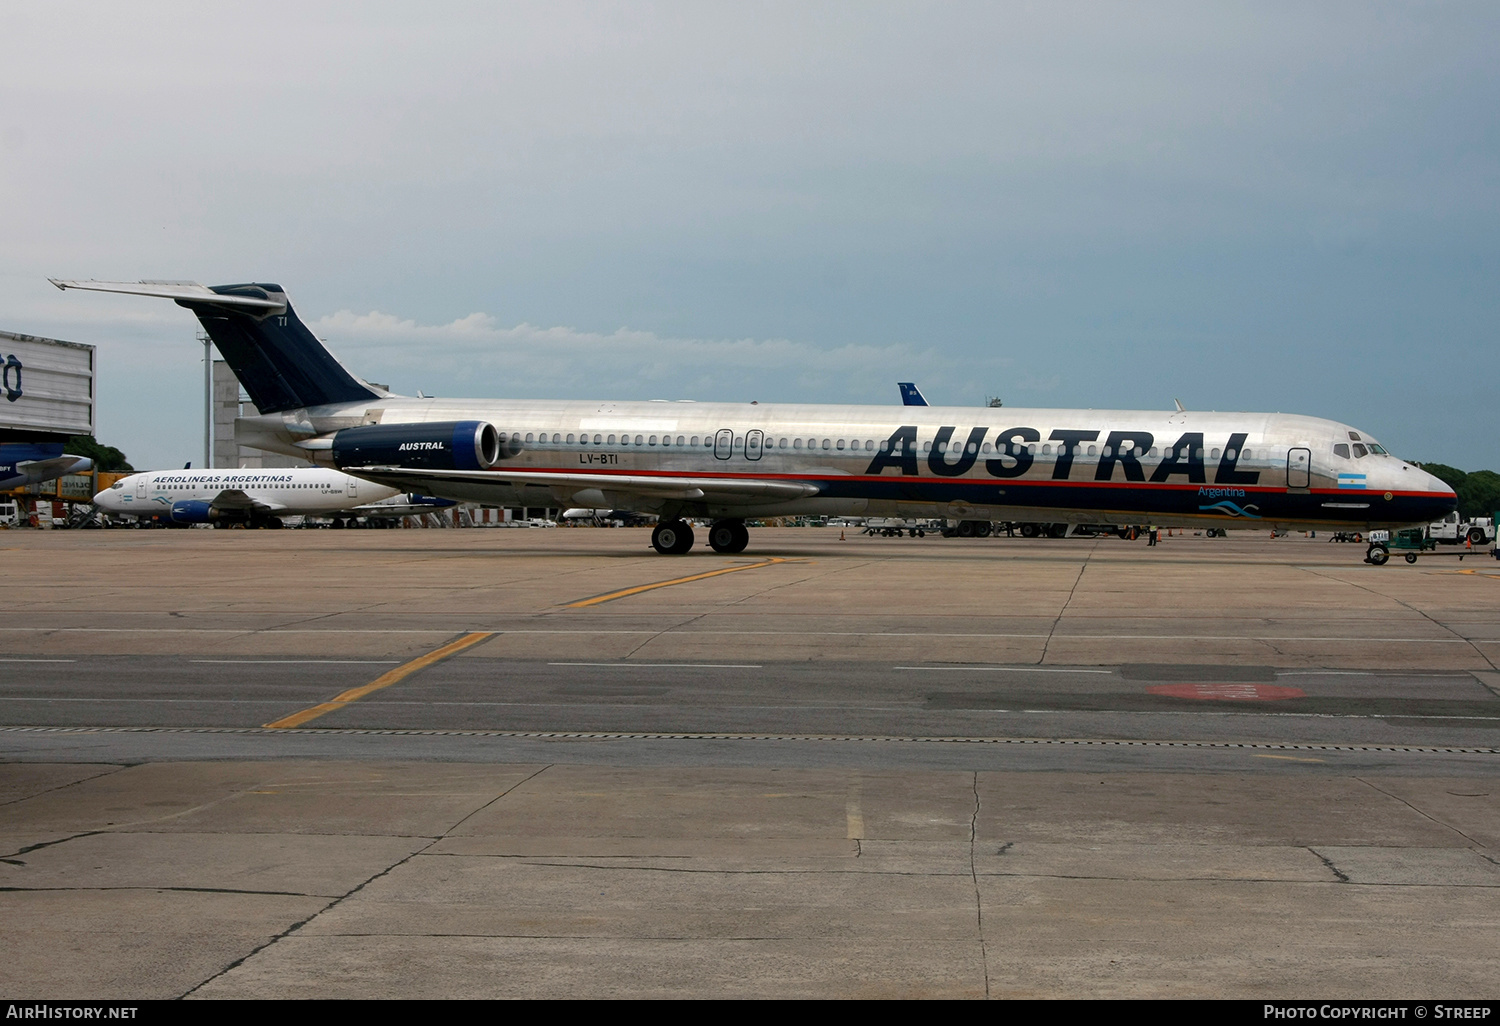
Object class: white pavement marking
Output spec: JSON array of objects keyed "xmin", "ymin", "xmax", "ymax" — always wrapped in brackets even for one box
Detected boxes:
[
  {"xmin": 894, "ymin": 665, "xmax": 1113, "ymax": 673},
  {"xmin": 548, "ymin": 662, "xmax": 763, "ymax": 668},
  {"xmin": 190, "ymin": 660, "xmax": 402, "ymax": 664}
]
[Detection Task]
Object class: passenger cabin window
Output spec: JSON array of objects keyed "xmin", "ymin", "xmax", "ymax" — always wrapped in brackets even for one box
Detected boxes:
[{"xmin": 1334, "ymin": 444, "xmax": 1350, "ymax": 459}]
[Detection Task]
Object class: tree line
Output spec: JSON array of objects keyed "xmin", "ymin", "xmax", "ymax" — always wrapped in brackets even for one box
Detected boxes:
[{"xmin": 1418, "ymin": 463, "xmax": 1500, "ymax": 520}]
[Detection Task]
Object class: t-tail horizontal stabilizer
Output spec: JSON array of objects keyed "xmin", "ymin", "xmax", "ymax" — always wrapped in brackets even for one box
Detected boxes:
[{"xmin": 50, "ymin": 279, "xmax": 385, "ymax": 415}]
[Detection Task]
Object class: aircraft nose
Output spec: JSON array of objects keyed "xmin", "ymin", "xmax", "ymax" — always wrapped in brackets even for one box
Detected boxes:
[{"xmin": 1403, "ymin": 465, "xmax": 1457, "ymax": 522}]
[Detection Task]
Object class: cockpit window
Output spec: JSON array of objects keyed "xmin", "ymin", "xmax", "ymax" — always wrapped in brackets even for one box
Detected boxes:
[
  {"xmin": 1368, "ymin": 443, "xmax": 1387, "ymax": 455},
  {"xmin": 1348, "ymin": 431, "xmax": 1361, "ymax": 441},
  {"xmin": 111, "ymin": 482, "xmax": 122, "ymax": 489},
  {"xmin": 1352, "ymin": 443, "xmax": 1368, "ymax": 458},
  {"xmin": 1333, "ymin": 444, "xmax": 1350, "ymax": 459}
]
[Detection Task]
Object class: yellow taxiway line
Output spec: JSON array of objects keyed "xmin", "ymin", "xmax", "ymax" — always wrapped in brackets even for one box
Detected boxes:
[
  {"xmin": 264, "ymin": 631, "xmax": 495, "ymax": 729},
  {"xmin": 562, "ymin": 557, "xmax": 797, "ymax": 608}
]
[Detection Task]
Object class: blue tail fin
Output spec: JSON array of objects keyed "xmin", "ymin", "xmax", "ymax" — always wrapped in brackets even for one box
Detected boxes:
[
  {"xmin": 898, "ymin": 382, "xmax": 929, "ymax": 407},
  {"xmin": 184, "ymin": 284, "xmax": 379, "ymax": 413}
]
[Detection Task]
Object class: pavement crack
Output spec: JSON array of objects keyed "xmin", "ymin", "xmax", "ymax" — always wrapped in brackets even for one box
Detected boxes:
[
  {"xmin": 2, "ymin": 830, "xmax": 108, "ymax": 862},
  {"xmin": 1298, "ymin": 566, "xmax": 1498, "ymax": 672},
  {"xmin": 970, "ymin": 771, "xmax": 990, "ymax": 1000},
  {"xmin": 1309, "ymin": 846, "xmax": 1350, "ymax": 882},
  {"xmin": 0, "ymin": 764, "xmax": 130, "ymax": 810},
  {"xmin": 444, "ymin": 764, "xmax": 552, "ymax": 835},
  {"xmin": 178, "ymin": 765, "xmax": 552, "ymax": 999},
  {"xmin": 0, "ymin": 885, "xmax": 324, "ymax": 897},
  {"xmin": 1038, "ymin": 563, "xmax": 1088, "ymax": 665},
  {"xmin": 622, "ymin": 612, "xmax": 710, "ymax": 660},
  {"xmin": 1357, "ymin": 777, "xmax": 1484, "ymax": 847}
]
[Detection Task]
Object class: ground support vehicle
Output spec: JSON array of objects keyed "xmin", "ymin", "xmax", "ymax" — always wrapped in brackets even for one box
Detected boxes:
[
  {"xmin": 1366, "ymin": 527, "xmax": 1437, "ymax": 565},
  {"xmin": 863, "ymin": 518, "xmax": 927, "ymax": 538}
]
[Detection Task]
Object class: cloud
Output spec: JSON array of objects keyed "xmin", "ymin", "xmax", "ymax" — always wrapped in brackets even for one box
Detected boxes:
[{"xmin": 311, "ymin": 308, "xmax": 1012, "ymax": 406}]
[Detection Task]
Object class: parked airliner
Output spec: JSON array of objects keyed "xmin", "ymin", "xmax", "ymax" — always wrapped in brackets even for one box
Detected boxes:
[
  {"xmin": 54, "ymin": 279, "xmax": 1456, "ymax": 554},
  {"xmin": 94, "ymin": 465, "xmax": 456, "ymax": 527}
]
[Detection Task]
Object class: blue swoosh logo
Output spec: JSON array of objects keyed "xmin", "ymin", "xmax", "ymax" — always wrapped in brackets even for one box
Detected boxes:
[{"xmin": 1199, "ymin": 501, "xmax": 1261, "ymax": 518}]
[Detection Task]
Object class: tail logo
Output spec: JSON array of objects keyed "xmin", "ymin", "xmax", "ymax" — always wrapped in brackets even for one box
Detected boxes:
[{"xmin": 2, "ymin": 354, "xmax": 21, "ymax": 402}]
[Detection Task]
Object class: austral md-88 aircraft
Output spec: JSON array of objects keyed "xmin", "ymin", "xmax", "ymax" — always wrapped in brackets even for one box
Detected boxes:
[{"xmin": 53, "ymin": 279, "xmax": 1456, "ymax": 554}]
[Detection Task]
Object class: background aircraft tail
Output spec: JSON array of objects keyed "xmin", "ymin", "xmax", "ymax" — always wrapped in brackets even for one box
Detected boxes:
[{"xmin": 50, "ymin": 280, "xmax": 383, "ymax": 414}]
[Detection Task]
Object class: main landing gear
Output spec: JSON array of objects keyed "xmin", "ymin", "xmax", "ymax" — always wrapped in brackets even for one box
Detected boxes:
[
  {"xmin": 651, "ymin": 520, "xmax": 695, "ymax": 555},
  {"xmin": 707, "ymin": 519, "xmax": 749, "ymax": 554},
  {"xmin": 650, "ymin": 518, "xmax": 751, "ymax": 554}
]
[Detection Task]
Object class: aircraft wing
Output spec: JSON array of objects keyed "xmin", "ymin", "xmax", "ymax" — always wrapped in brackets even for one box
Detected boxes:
[
  {"xmin": 209, "ymin": 489, "xmax": 286, "ymax": 513},
  {"xmin": 343, "ymin": 466, "xmax": 820, "ymax": 505},
  {"xmin": 14, "ymin": 455, "xmax": 93, "ymax": 485}
]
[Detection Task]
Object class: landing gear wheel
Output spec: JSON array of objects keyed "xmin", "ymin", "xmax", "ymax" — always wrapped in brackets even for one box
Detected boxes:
[
  {"xmin": 651, "ymin": 520, "xmax": 695, "ymax": 554},
  {"xmin": 708, "ymin": 519, "xmax": 749, "ymax": 554},
  {"xmin": 1367, "ymin": 545, "xmax": 1389, "ymax": 565},
  {"xmin": 1405, "ymin": 552, "xmax": 1418, "ymax": 564}
]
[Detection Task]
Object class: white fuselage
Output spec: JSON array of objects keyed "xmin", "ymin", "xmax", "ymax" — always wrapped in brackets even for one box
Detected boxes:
[
  {"xmin": 241, "ymin": 397, "xmax": 1455, "ymax": 530},
  {"xmin": 95, "ymin": 467, "xmax": 399, "ymax": 519}
]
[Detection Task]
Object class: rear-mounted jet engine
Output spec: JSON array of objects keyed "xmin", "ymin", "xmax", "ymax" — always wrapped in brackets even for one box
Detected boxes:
[{"xmin": 331, "ymin": 420, "xmax": 503, "ymax": 471}]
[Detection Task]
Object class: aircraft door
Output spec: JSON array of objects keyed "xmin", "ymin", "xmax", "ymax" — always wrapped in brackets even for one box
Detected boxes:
[
  {"xmin": 745, "ymin": 429, "xmax": 763, "ymax": 461},
  {"xmin": 1287, "ymin": 448, "xmax": 1311, "ymax": 489},
  {"xmin": 346, "ymin": 475, "xmax": 358, "ymax": 499},
  {"xmin": 714, "ymin": 428, "xmax": 734, "ymax": 460},
  {"xmin": 135, "ymin": 477, "xmax": 147, "ymax": 499}
]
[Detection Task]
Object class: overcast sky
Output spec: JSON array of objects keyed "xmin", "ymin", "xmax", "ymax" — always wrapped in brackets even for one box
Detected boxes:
[{"xmin": 2, "ymin": 2, "xmax": 1496, "ymax": 470}]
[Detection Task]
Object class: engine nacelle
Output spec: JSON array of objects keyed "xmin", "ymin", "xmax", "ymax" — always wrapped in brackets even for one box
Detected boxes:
[
  {"xmin": 168, "ymin": 500, "xmax": 216, "ymax": 524},
  {"xmin": 332, "ymin": 421, "xmax": 501, "ymax": 471}
]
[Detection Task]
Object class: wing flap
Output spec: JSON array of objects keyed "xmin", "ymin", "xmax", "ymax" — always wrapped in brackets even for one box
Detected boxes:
[{"xmin": 209, "ymin": 488, "xmax": 284, "ymax": 513}]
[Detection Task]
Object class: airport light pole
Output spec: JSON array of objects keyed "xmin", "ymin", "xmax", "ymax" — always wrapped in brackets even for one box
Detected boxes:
[{"xmin": 200, "ymin": 332, "xmax": 212, "ymax": 469}]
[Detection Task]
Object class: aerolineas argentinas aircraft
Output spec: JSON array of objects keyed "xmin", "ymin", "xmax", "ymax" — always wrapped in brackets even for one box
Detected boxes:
[
  {"xmin": 94, "ymin": 466, "xmax": 456, "ymax": 527},
  {"xmin": 53, "ymin": 279, "xmax": 1456, "ymax": 554}
]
